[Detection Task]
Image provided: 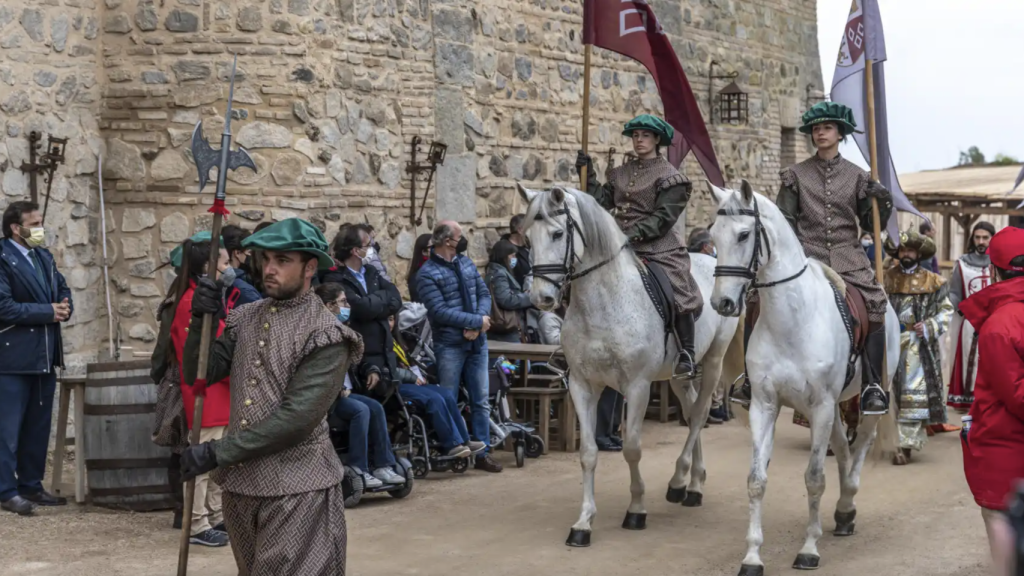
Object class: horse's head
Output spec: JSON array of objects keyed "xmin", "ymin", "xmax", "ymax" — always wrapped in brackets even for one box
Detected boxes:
[
  {"xmin": 517, "ymin": 183, "xmax": 585, "ymax": 311},
  {"xmin": 706, "ymin": 179, "xmax": 771, "ymax": 317}
]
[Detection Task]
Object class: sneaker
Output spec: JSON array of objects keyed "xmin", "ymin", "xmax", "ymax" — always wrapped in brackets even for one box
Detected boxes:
[
  {"xmin": 372, "ymin": 467, "xmax": 406, "ymax": 485},
  {"xmin": 466, "ymin": 441, "xmax": 486, "ymax": 454},
  {"xmin": 446, "ymin": 445, "xmax": 471, "ymax": 458},
  {"xmin": 708, "ymin": 406, "xmax": 728, "ymax": 424},
  {"xmin": 211, "ymin": 522, "xmax": 227, "ymax": 533},
  {"xmin": 361, "ymin": 472, "xmax": 384, "ymax": 489},
  {"xmin": 190, "ymin": 529, "xmax": 229, "ymax": 547},
  {"xmin": 474, "ymin": 453, "xmax": 503, "ymax": 473}
]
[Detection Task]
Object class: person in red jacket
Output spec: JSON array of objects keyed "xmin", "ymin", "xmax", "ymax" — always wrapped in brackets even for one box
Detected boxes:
[
  {"xmin": 960, "ymin": 225, "xmax": 1024, "ymax": 575},
  {"xmin": 169, "ymin": 239, "xmax": 235, "ymax": 548}
]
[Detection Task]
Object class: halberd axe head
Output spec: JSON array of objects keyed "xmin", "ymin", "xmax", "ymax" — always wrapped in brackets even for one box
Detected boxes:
[{"xmin": 191, "ymin": 121, "xmax": 257, "ymax": 193}]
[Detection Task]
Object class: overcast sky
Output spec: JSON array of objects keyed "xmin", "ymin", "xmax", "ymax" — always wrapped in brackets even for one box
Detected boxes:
[{"xmin": 817, "ymin": 0, "xmax": 1024, "ymax": 174}]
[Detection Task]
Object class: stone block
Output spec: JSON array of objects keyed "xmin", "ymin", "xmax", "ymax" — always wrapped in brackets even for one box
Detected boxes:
[
  {"xmin": 434, "ymin": 153, "xmax": 476, "ymax": 222},
  {"xmin": 2, "ymin": 170, "xmax": 28, "ymax": 197},
  {"xmin": 435, "ymin": 41, "xmax": 474, "ymax": 87},
  {"xmin": 20, "ymin": 8, "xmax": 45, "ymax": 42},
  {"xmin": 122, "ymin": 208, "xmax": 157, "ymax": 233},
  {"xmin": 237, "ymin": 122, "xmax": 293, "ymax": 149},
  {"xmin": 129, "ymin": 323, "xmax": 157, "ymax": 342},
  {"xmin": 378, "ymin": 162, "xmax": 400, "ymax": 189},
  {"xmin": 434, "ymin": 87, "xmax": 465, "ymax": 154},
  {"xmin": 150, "ymin": 149, "xmax": 189, "ymax": 181},
  {"xmin": 171, "ymin": 60, "xmax": 211, "ymax": 83},
  {"xmin": 65, "ymin": 219, "xmax": 91, "ymax": 246},
  {"xmin": 271, "ymin": 153, "xmax": 305, "ymax": 186},
  {"xmin": 51, "ymin": 14, "xmax": 69, "ymax": 52},
  {"xmin": 55, "ymin": 76, "xmax": 78, "ymax": 106},
  {"xmin": 104, "ymin": 13, "xmax": 133, "ymax": 34},
  {"xmin": 165, "ymin": 9, "xmax": 199, "ymax": 32},
  {"xmin": 271, "ymin": 208, "xmax": 298, "ymax": 221},
  {"xmin": 121, "ymin": 236, "xmax": 151, "ymax": 259},
  {"xmin": 237, "ymin": 5, "xmax": 263, "ymax": 31},
  {"xmin": 1, "ymin": 91, "xmax": 32, "ymax": 115},
  {"xmin": 136, "ymin": 1, "xmax": 158, "ymax": 30},
  {"xmin": 102, "ymin": 139, "xmax": 145, "ymax": 181},
  {"xmin": 160, "ymin": 212, "xmax": 190, "ymax": 242},
  {"xmin": 432, "ymin": 7, "xmax": 474, "ymax": 45},
  {"xmin": 174, "ymin": 85, "xmax": 222, "ymax": 107},
  {"xmin": 129, "ymin": 259, "xmax": 157, "ymax": 279},
  {"xmin": 512, "ymin": 111, "xmax": 536, "ymax": 141},
  {"xmin": 117, "ymin": 299, "xmax": 145, "ymax": 318}
]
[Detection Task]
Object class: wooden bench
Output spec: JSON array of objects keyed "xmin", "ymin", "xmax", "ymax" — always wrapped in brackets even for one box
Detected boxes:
[
  {"xmin": 51, "ymin": 376, "xmax": 87, "ymax": 504},
  {"xmin": 507, "ymin": 387, "xmax": 577, "ymax": 454},
  {"xmin": 487, "ymin": 342, "xmax": 563, "ymax": 387},
  {"xmin": 646, "ymin": 380, "xmax": 680, "ymax": 423}
]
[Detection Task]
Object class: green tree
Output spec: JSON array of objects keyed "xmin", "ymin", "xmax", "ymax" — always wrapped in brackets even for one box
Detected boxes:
[
  {"xmin": 958, "ymin": 146, "xmax": 986, "ymax": 166},
  {"xmin": 991, "ymin": 153, "xmax": 1020, "ymax": 166}
]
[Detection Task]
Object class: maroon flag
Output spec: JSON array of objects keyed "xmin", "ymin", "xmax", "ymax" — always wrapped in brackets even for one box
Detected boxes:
[{"xmin": 583, "ymin": 0, "xmax": 724, "ymax": 186}]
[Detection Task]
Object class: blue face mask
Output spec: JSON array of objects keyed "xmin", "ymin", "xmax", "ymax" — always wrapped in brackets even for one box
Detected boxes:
[
  {"xmin": 509, "ymin": 257, "xmax": 518, "ymax": 269},
  {"xmin": 336, "ymin": 308, "xmax": 351, "ymax": 323},
  {"xmin": 711, "ymin": 247, "xmax": 717, "ymax": 258}
]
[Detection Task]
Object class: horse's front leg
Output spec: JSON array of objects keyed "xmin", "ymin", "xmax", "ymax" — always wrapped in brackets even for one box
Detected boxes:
[
  {"xmin": 793, "ymin": 402, "xmax": 836, "ymax": 570},
  {"xmin": 667, "ymin": 361, "xmax": 718, "ymax": 507},
  {"xmin": 621, "ymin": 380, "xmax": 652, "ymax": 530},
  {"xmin": 739, "ymin": 390, "xmax": 779, "ymax": 576},
  {"xmin": 566, "ymin": 376, "xmax": 601, "ymax": 547}
]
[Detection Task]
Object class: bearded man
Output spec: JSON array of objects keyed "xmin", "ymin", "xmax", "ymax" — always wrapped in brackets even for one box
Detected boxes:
[{"xmin": 947, "ymin": 221, "xmax": 996, "ymax": 411}]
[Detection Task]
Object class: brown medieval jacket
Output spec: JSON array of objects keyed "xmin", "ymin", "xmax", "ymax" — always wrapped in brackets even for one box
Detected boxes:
[{"xmin": 184, "ymin": 289, "xmax": 364, "ymax": 497}]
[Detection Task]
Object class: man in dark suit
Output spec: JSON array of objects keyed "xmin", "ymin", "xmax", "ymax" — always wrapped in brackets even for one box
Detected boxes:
[{"xmin": 0, "ymin": 201, "xmax": 73, "ymax": 515}]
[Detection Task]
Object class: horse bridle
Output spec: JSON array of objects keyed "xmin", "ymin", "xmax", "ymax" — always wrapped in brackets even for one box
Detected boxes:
[
  {"xmin": 713, "ymin": 198, "xmax": 807, "ymax": 289},
  {"xmin": 531, "ymin": 202, "xmax": 628, "ymax": 293}
]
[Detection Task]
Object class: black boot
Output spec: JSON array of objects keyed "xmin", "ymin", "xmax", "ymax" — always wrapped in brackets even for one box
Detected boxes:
[
  {"xmin": 169, "ymin": 453, "xmax": 184, "ymax": 530},
  {"xmin": 673, "ymin": 313, "xmax": 696, "ymax": 377},
  {"xmin": 860, "ymin": 322, "xmax": 889, "ymax": 415}
]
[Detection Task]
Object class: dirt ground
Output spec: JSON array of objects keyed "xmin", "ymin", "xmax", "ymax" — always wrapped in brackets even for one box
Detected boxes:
[{"xmin": 0, "ymin": 410, "xmax": 990, "ymax": 576}]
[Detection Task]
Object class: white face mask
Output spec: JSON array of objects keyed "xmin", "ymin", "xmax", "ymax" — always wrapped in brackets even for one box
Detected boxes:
[
  {"xmin": 861, "ymin": 239, "xmax": 872, "ymax": 247},
  {"xmin": 362, "ymin": 246, "xmax": 376, "ymax": 263},
  {"xmin": 20, "ymin": 226, "xmax": 45, "ymax": 248}
]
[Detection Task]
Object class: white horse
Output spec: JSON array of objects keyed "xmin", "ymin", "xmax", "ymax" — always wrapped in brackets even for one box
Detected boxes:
[
  {"xmin": 517, "ymin": 183, "xmax": 740, "ymax": 546},
  {"xmin": 707, "ymin": 181, "xmax": 899, "ymax": 575}
]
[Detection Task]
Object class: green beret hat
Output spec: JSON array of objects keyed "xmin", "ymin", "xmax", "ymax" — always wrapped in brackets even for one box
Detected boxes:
[
  {"xmin": 884, "ymin": 230, "xmax": 936, "ymax": 263},
  {"xmin": 799, "ymin": 102, "xmax": 858, "ymax": 136},
  {"xmin": 242, "ymin": 218, "xmax": 334, "ymax": 270},
  {"xmin": 169, "ymin": 231, "xmax": 222, "ymax": 269},
  {"xmin": 622, "ymin": 114, "xmax": 675, "ymax": 145}
]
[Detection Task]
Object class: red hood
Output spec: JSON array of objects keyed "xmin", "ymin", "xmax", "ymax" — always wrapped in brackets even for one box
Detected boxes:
[{"xmin": 960, "ymin": 276, "xmax": 1024, "ymax": 332}]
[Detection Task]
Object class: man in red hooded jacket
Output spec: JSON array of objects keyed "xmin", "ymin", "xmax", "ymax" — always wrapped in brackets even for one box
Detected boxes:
[{"xmin": 960, "ymin": 225, "xmax": 1024, "ymax": 574}]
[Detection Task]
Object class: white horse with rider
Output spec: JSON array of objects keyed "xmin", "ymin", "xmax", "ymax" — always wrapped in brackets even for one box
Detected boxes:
[
  {"xmin": 518, "ymin": 182, "xmax": 740, "ymax": 546},
  {"xmin": 708, "ymin": 180, "xmax": 899, "ymax": 575}
]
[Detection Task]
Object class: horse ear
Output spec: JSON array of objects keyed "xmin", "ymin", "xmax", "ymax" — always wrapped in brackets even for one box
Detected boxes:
[
  {"xmin": 705, "ymin": 181, "xmax": 726, "ymax": 205},
  {"xmin": 517, "ymin": 182, "xmax": 538, "ymax": 204},
  {"xmin": 740, "ymin": 179, "xmax": 754, "ymax": 204},
  {"xmin": 551, "ymin": 186, "xmax": 566, "ymax": 204}
]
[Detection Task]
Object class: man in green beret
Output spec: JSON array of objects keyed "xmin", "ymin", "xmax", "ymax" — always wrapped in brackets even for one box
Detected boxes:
[
  {"xmin": 178, "ymin": 218, "xmax": 363, "ymax": 575},
  {"xmin": 733, "ymin": 101, "xmax": 895, "ymax": 415},
  {"xmin": 576, "ymin": 114, "xmax": 703, "ymax": 377}
]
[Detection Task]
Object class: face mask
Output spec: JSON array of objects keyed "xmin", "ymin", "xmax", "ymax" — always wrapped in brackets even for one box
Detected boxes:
[
  {"xmin": 336, "ymin": 307, "xmax": 351, "ymax": 323},
  {"xmin": 899, "ymin": 257, "xmax": 916, "ymax": 270},
  {"xmin": 861, "ymin": 239, "xmax": 872, "ymax": 247},
  {"xmin": 509, "ymin": 257, "xmax": 518, "ymax": 269},
  {"xmin": 20, "ymin": 226, "xmax": 45, "ymax": 248},
  {"xmin": 219, "ymin": 266, "xmax": 237, "ymax": 288},
  {"xmin": 455, "ymin": 237, "xmax": 469, "ymax": 254},
  {"xmin": 362, "ymin": 246, "xmax": 376, "ymax": 263},
  {"xmin": 711, "ymin": 247, "xmax": 717, "ymax": 258}
]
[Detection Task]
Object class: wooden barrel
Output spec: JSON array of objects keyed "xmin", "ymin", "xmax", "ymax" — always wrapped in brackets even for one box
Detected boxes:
[{"xmin": 83, "ymin": 360, "xmax": 175, "ymax": 511}]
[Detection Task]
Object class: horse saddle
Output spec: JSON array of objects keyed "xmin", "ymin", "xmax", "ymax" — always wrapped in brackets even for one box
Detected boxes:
[{"xmin": 638, "ymin": 260, "xmax": 675, "ymax": 334}]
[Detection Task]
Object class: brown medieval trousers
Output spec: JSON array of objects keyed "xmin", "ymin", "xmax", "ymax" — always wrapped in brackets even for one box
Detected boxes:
[
  {"xmin": 585, "ymin": 156, "xmax": 703, "ymax": 317},
  {"xmin": 776, "ymin": 153, "xmax": 893, "ymax": 323},
  {"xmin": 184, "ymin": 290, "xmax": 364, "ymax": 576}
]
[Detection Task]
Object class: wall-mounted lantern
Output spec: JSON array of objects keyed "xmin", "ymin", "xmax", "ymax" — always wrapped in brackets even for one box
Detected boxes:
[
  {"xmin": 19, "ymin": 131, "xmax": 69, "ymax": 223},
  {"xmin": 708, "ymin": 61, "xmax": 746, "ymax": 125}
]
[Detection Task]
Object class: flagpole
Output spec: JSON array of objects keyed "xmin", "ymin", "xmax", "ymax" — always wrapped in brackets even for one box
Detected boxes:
[
  {"xmin": 579, "ymin": 44, "xmax": 593, "ymax": 189},
  {"xmin": 865, "ymin": 59, "xmax": 884, "ymax": 285}
]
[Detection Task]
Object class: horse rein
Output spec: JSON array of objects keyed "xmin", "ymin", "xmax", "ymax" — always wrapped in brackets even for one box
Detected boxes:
[
  {"xmin": 531, "ymin": 202, "xmax": 629, "ymax": 293},
  {"xmin": 713, "ymin": 199, "xmax": 807, "ymax": 289}
]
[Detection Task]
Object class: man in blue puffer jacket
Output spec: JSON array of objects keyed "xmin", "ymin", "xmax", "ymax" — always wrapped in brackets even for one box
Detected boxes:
[
  {"xmin": 416, "ymin": 221, "xmax": 503, "ymax": 473},
  {"xmin": 0, "ymin": 201, "xmax": 74, "ymax": 515}
]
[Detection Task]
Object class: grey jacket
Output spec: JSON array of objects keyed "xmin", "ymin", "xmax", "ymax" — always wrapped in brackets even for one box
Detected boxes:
[{"xmin": 484, "ymin": 263, "xmax": 532, "ymax": 312}]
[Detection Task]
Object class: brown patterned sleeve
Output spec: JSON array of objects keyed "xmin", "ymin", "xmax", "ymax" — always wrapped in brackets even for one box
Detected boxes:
[{"xmin": 776, "ymin": 168, "xmax": 800, "ymax": 232}]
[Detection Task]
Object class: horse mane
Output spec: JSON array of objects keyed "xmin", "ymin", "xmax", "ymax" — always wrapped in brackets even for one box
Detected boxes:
[{"xmin": 524, "ymin": 186, "xmax": 628, "ymax": 265}]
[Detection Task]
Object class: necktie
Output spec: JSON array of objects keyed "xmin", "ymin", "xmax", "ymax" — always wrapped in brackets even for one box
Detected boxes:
[{"xmin": 29, "ymin": 250, "xmax": 49, "ymax": 298}]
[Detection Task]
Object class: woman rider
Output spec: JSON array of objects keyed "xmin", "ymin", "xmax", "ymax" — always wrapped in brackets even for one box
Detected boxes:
[{"xmin": 575, "ymin": 114, "xmax": 702, "ymax": 375}]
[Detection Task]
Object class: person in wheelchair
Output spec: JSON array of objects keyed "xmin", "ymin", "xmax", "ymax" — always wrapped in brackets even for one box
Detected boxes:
[
  {"xmin": 315, "ymin": 283, "xmax": 405, "ymax": 489},
  {"xmin": 385, "ymin": 314, "xmax": 482, "ymax": 458}
]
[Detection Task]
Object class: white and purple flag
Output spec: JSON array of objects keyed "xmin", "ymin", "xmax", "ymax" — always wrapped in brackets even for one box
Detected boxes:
[{"xmin": 830, "ymin": 0, "xmax": 925, "ymax": 239}]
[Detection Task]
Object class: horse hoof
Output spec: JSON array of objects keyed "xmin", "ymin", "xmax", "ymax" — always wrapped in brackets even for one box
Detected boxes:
[
  {"xmin": 681, "ymin": 491, "xmax": 703, "ymax": 507},
  {"xmin": 833, "ymin": 509, "xmax": 857, "ymax": 536},
  {"xmin": 792, "ymin": 554, "xmax": 820, "ymax": 570},
  {"xmin": 737, "ymin": 564, "xmax": 765, "ymax": 576},
  {"xmin": 621, "ymin": 512, "xmax": 647, "ymax": 530},
  {"xmin": 665, "ymin": 486, "xmax": 687, "ymax": 504},
  {"xmin": 565, "ymin": 529, "xmax": 591, "ymax": 547}
]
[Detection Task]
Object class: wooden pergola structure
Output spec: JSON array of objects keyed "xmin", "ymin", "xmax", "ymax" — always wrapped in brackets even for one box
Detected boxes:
[{"xmin": 899, "ymin": 165, "xmax": 1024, "ymax": 265}]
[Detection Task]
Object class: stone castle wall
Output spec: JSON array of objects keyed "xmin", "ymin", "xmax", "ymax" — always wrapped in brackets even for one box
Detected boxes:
[{"xmin": 0, "ymin": 0, "xmax": 821, "ymax": 365}]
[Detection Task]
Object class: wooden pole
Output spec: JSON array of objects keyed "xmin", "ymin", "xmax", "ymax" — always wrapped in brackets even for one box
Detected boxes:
[
  {"xmin": 865, "ymin": 59, "xmax": 884, "ymax": 284},
  {"xmin": 579, "ymin": 44, "xmax": 593, "ymax": 189},
  {"xmin": 176, "ymin": 213, "xmax": 226, "ymax": 576}
]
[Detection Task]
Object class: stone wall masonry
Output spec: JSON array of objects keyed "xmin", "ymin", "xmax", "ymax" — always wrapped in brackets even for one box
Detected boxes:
[
  {"xmin": 3, "ymin": 0, "xmax": 822, "ymax": 359},
  {"xmin": 0, "ymin": 0, "xmax": 105, "ymax": 375}
]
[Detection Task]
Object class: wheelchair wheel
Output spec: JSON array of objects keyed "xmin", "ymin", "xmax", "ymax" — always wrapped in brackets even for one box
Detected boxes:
[
  {"xmin": 388, "ymin": 458, "xmax": 415, "ymax": 500},
  {"xmin": 525, "ymin": 434, "xmax": 545, "ymax": 458},
  {"xmin": 514, "ymin": 441, "xmax": 526, "ymax": 468},
  {"xmin": 451, "ymin": 457, "xmax": 469, "ymax": 474},
  {"xmin": 343, "ymin": 469, "xmax": 364, "ymax": 508},
  {"xmin": 411, "ymin": 456, "xmax": 429, "ymax": 479}
]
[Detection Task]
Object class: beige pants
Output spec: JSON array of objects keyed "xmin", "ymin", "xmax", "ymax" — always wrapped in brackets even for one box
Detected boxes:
[
  {"xmin": 981, "ymin": 507, "xmax": 1012, "ymax": 576},
  {"xmin": 191, "ymin": 425, "xmax": 226, "ymax": 535}
]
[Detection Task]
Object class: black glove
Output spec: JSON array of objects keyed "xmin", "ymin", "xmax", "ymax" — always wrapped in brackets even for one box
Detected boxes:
[
  {"xmin": 181, "ymin": 441, "xmax": 218, "ymax": 482},
  {"xmin": 575, "ymin": 150, "xmax": 592, "ymax": 177},
  {"xmin": 864, "ymin": 180, "xmax": 888, "ymax": 199},
  {"xmin": 192, "ymin": 277, "xmax": 224, "ymax": 318}
]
